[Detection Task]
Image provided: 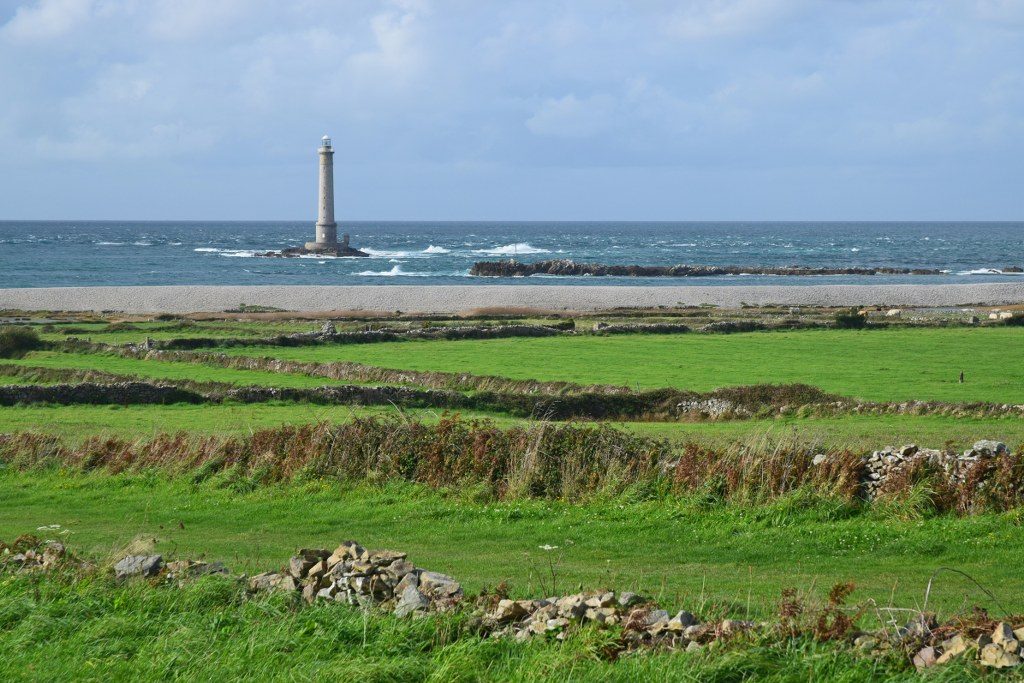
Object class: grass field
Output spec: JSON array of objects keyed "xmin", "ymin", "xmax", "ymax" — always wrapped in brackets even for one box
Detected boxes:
[
  {"xmin": 0, "ymin": 351, "xmax": 352, "ymax": 388},
  {"xmin": 220, "ymin": 327, "xmax": 1024, "ymax": 403},
  {"xmin": 3, "ymin": 402, "xmax": 1024, "ymax": 448},
  {"xmin": 3, "ymin": 319, "xmax": 1024, "ymax": 678},
  {"xmin": 2, "ymin": 472, "xmax": 1019, "ymax": 619}
]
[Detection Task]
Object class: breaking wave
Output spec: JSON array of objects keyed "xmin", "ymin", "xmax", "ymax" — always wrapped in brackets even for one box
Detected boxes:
[
  {"xmin": 423, "ymin": 245, "xmax": 450, "ymax": 254},
  {"xmin": 472, "ymin": 243, "xmax": 550, "ymax": 255},
  {"xmin": 356, "ymin": 265, "xmax": 433, "ymax": 277}
]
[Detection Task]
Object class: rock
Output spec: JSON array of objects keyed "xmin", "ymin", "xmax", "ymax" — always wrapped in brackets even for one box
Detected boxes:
[
  {"xmin": 992, "ymin": 622, "xmax": 1019, "ymax": 651},
  {"xmin": 973, "ymin": 440, "xmax": 1008, "ymax": 456},
  {"xmin": 980, "ymin": 643, "xmax": 1022, "ymax": 668},
  {"xmin": 584, "ymin": 592, "xmax": 615, "ymax": 608},
  {"xmin": 394, "ymin": 585, "xmax": 430, "ymax": 618},
  {"xmin": 368, "ymin": 549, "xmax": 408, "ymax": 566},
  {"xmin": 645, "ymin": 609, "xmax": 670, "ymax": 627},
  {"xmin": 811, "ymin": 453, "xmax": 827, "ymax": 465},
  {"xmin": 320, "ymin": 321, "xmax": 337, "ymax": 335},
  {"xmin": 164, "ymin": 560, "xmax": 228, "ymax": 581},
  {"xmin": 668, "ymin": 611, "xmax": 697, "ymax": 630},
  {"xmin": 685, "ymin": 641, "xmax": 702, "ymax": 653},
  {"xmin": 248, "ymin": 571, "xmax": 297, "ymax": 593},
  {"xmin": 721, "ymin": 619, "xmax": 754, "ymax": 635},
  {"xmin": 289, "ymin": 549, "xmax": 329, "ymax": 579},
  {"xmin": 913, "ymin": 646, "xmax": 938, "ymax": 670},
  {"xmin": 936, "ymin": 634, "xmax": 969, "ymax": 664},
  {"xmin": 492, "ymin": 599, "xmax": 532, "ymax": 623},
  {"xmin": 418, "ymin": 570, "xmax": 462, "ymax": 598},
  {"xmin": 617, "ymin": 591, "xmax": 644, "ymax": 608},
  {"xmin": 114, "ymin": 554, "xmax": 162, "ymax": 580}
]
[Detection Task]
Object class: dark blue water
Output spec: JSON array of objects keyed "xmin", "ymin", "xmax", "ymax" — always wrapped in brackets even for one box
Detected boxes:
[{"xmin": 1, "ymin": 221, "xmax": 1022, "ymax": 287}]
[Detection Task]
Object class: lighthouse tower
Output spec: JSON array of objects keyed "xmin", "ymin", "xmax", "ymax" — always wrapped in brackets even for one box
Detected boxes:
[{"xmin": 305, "ymin": 135, "xmax": 344, "ymax": 252}]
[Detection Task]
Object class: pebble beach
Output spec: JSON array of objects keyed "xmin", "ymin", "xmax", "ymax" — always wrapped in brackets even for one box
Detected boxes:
[{"xmin": 3, "ymin": 283, "xmax": 1024, "ymax": 314}]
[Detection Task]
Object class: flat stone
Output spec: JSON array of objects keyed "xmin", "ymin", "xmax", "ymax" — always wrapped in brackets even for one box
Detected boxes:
[
  {"xmin": 419, "ymin": 570, "xmax": 462, "ymax": 598},
  {"xmin": 913, "ymin": 646, "xmax": 938, "ymax": 670},
  {"xmin": 936, "ymin": 635, "xmax": 969, "ymax": 664},
  {"xmin": 617, "ymin": 591, "xmax": 644, "ymax": 608},
  {"xmin": 668, "ymin": 611, "xmax": 697, "ymax": 630},
  {"xmin": 394, "ymin": 585, "xmax": 430, "ymax": 618},
  {"xmin": 114, "ymin": 554, "xmax": 162, "ymax": 580}
]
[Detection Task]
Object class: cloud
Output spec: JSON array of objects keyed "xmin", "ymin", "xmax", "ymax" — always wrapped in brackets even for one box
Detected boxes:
[
  {"xmin": 0, "ymin": 0, "xmax": 1021, "ymax": 218},
  {"xmin": 525, "ymin": 94, "xmax": 616, "ymax": 138},
  {"xmin": 0, "ymin": 0, "xmax": 92, "ymax": 42}
]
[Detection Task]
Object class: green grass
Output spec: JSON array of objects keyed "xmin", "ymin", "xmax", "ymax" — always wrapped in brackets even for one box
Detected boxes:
[
  {"xmin": 1, "ymin": 402, "xmax": 1022, "ymax": 450},
  {"xmin": 1, "ymin": 472, "xmax": 1020, "ymax": 622},
  {"xmin": 0, "ymin": 351, "xmax": 351, "ymax": 389},
  {"xmin": 2, "ymin": 402, "xmax": 1024, "ymax": 449},
  {"xmin": 221, "ymin": 327, "xmax": 1024, "ymax": 403},
  {"xmin": 34, "ymin": 320, "xmax": 319, "ymax": 344},
  {"xmin": 0, "ymin": 572, "xmax": 928, "ymax": 682}
]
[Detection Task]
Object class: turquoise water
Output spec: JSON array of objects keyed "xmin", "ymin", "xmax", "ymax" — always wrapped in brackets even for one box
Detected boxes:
[{"xmin": 1, "ymin": 221, "xmax": 1021, "ymax": 287}]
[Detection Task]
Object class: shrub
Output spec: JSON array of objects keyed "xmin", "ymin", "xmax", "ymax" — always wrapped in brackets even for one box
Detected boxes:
[
  {"xmin": 0, "ymin": 326, "xmax": 43, "ymax": 358},
  {"xmin": 833, "ymin": 309, "xmax": 867, "ymax": 330}
]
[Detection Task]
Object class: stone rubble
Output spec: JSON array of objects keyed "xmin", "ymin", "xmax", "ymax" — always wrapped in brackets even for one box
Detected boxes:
[
  {"xmin": 247, "ymin": 541, "xmax": 464, "ymax": 617},
  {"xmin": 856, "ymin": 440, "xmax": 1008, "ymax": 499},
  {"xmin": 4, "ymin": 538, "xmax": 1024, "ymax": 672}
]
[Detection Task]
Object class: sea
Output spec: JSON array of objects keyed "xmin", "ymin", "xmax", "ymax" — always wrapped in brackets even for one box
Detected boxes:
[{"xmin": 0, "ymin": 221, "xmax": 1022, "ymax": 288}]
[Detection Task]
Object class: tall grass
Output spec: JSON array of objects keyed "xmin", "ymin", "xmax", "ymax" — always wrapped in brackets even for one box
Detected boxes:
[{"xmin": 2, "ymin": 417, "xmax": 1020, "ymax": 512}]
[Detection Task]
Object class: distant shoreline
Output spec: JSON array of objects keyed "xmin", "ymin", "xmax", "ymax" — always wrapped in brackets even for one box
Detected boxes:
[{"xmin": 2, "ymin": 283, "xmax": 1024, "ymax": 314}]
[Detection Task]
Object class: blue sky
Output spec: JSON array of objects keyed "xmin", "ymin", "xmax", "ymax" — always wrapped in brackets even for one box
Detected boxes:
[{"xmin": 0, "ymin": 0, "xmax": 1022, "ymax": 220}]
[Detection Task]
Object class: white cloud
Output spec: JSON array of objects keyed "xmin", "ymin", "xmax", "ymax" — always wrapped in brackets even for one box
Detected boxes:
[
  {"xmin": 665, "ymin": 0, "xmax": 804, "ymax": 40},
  {"xmin": 0, "ymin": 0, "xmax": 93, "ymax": 42},
  {"xmin": 526, "ymin": 94, "xmax": 616, "ymax": 138}
]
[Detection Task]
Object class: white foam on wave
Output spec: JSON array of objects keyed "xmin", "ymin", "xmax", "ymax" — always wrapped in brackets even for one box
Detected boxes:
[
  {"xmin": 423, "ymin": 245, "xmax": 450, "ymax": 254},
  {"xmin": 194, "ymin": 247, "xmax": 220, "ymax": 252},
  {"xmin": 356, "ymin": 265, "xmax": 434, "ymax": 277},
  {"xmin": 958, "ymin": 268, "xmax": 1024, "ymax": 276},
  {"xmin": 472, "ymin": 242, "xmax": 551, "ymax": 255},
  {"xmin": 96, "ymin": 241, "xmax": 124, "ymax": 246},
  {"xmin": 362, "ymin": 247, "xmax": 415, "ymax": 258},
  {"xmin": 133, "ymin": 241, "xmax": 152, "ymax": 246}
]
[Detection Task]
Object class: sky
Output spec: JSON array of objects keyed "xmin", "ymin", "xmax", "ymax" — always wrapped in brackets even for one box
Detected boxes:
[{"xmin": 0, "ymin": 0, "xmax": 1022, "ymax": 221}]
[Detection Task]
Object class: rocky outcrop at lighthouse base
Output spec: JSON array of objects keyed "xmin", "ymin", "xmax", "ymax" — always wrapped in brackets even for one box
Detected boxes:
[{"xmin": 257, "ymin": 244, "xmax": 369, "ymax": 258}]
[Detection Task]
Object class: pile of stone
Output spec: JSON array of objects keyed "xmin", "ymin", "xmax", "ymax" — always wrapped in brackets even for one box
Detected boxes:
[
  {"xmin": 248, "ymin": 540, "xmax": 463, "ymax": 617},
  {"xmin": 113, "ymin": 554, "xmax": 228, "ymax": 583},
  {"xmin": 912, "ymin": 621, "xmax": 1024, "ymax": 670},
  {"xmin": 859, "ymin": 440, "xmax": 1008, "ymax": 498},
  {"xmin": 0, "ymin": 539, "xmax": 67, "ymax": 572},
  {"xmin": 482, "ymin": 589, "xmax": 755, "ymax": 650}
]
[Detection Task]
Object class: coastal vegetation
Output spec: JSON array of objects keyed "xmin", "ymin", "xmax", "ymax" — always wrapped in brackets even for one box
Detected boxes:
[{"xmin": 2, "ymin": 307, "xmax": 1023, "ymax": 678}]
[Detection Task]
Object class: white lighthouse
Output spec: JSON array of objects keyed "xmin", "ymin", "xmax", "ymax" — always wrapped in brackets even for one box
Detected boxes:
[
  {"xmin": 258, "ymin": 135, "xmax": 367, "ymax": 258},
  {"xmin": 306, "ymin": 135, "xmax": 339, "ymax": 251}
]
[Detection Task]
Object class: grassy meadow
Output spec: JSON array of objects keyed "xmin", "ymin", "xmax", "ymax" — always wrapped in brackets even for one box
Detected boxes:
[
  {"xmin": 219, "ymin": 327, "xmax": 1024, "ymax": 403},
  {"xmin": 3, "ymin": 316, "xmax": 1024, "ymax": 679}
]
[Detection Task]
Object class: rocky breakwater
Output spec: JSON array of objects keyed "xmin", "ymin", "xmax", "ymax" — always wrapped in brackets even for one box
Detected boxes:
[
  {"xmin": 248, "ymin": 540, "xmax": 463, "ymax": 617},
  {"xmin": 471, "ymin": 259, "xmax": 945, "ymax": 278}
]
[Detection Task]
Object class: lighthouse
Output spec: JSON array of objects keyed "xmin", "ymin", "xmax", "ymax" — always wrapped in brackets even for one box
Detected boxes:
[
  {"xmin": 302, "ymin": 135, "xmax": 367, "ymax": 256},
  {"xmin": 257, "ymin": 135, "xmax": 367, "ymax": 258}
]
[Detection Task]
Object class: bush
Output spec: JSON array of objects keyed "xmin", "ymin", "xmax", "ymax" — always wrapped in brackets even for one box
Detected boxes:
[
  {"xmin": 1004, "ymin": 314, "xmax": 1024, "ymax": 327},
  {"xmin": 833, "ymin": 309, "xmax": 867, "ymax": 330},
  {"xmin": 0, "ymin": 326, "xmax": 43, "ymax": 358}
]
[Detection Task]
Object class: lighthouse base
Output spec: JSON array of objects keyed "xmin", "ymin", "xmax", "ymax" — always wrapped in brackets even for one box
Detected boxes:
[{"xmin": 257, "ymin": 242, "xmax": 370, "ymax": 258}]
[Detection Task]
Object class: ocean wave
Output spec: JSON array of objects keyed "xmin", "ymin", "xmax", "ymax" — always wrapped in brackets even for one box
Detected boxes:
[
  {"xmin": 958, "ymin": 268, "xmax": 1024, "ymax": 276},
  {"xmin": 356, "ymin": 265, "xmax": 433, "ymax": 277},
  {"xmin": 472, "ymin": 242, "xmax": 551, "ymax": 255},
  {"xmin": 133, "ymin": 241, "xmax": 152, "ymax": 246},
  {"xmin": 361, "ymin": 247, "xmax": 415, "ymax": 258},
  {"xmin": 96, "ymin": 241, "xmax": 124, "ymax": 246},
  {"xmin": 194, "ymin": 247, "xmax": 259, "ymax": 258},
  {"xmin": 423, "ymin": 245, "xmax": 450, "ymax": 254}
]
